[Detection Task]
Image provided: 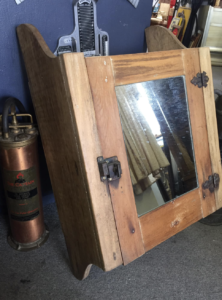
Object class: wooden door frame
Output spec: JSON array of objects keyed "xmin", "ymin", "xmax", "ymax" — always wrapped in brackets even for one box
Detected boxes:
[{"xmin": 86, "ymin": 47, "xmax": 222, "ymax": 263}]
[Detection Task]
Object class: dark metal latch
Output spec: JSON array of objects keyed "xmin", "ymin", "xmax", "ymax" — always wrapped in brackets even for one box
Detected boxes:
[
  {"xmin": 97, "ymin": 156, "xmax": 122, "ymax": 182},
  {"xmin": 202, "ymin": 173, "xmax": 220, "ymax": 193},
  {"xmin": 191, "ymin": 71, "xmax": 209, "ymax": 88}
]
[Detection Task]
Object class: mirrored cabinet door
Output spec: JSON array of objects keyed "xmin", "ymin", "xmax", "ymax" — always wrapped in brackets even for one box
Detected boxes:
[
  {"xmin": 115, "ymin": 76, "xmax": 198, "ymax": 217},
  {"xmin": 86, "ymin": 48, "xmax": 221, "ymax": 265}
]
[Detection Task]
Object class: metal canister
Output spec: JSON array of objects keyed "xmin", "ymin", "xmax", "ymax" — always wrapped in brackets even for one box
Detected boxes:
[{"xmin": 0, "ymin": 97, "xmax": 49, "ymax": 251}]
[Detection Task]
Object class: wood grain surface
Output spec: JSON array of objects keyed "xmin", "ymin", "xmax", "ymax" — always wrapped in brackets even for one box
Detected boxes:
[
  {"xmin": 183, "ymin": 48, "xmax": 216, "ymax": 217},
  {"xmin": 199, "ymin": 47, "xmax": 222, "ymax": 210},
  {"xmin": 111, "ymin": 50, "xmax": 184, "ymax": 86},
  {"xmin": 140, "ymin": 189, "xmax": 202, "ymax": 252},
  {"xmin": 17, "ymin": 24, "xmax": 122, "ymax": 280},
  {"xmin": 86, "ymin": 56, "xmax": 145, "ymax": 265}
]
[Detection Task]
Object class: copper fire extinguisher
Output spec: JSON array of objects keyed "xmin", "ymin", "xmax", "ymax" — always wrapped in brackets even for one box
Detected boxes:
[{"xmin": 0, "ymin": 97, "xmax": 49, "ymax": 251}]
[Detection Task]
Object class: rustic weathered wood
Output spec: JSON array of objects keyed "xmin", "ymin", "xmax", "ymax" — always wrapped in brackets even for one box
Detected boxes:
[
  {"xmin": 17, "ymin": 23, "xmax": 219, "ymax": 280},
  {"xmin": 111, "ymin": 51, "xmax": 184, "ymax": 86},
  {"xmin": 183, "ymin": 48, "xmax": 216, "ymax": 217},
  {"xmin": 62, "ymin": 53, "xmax": 123, "ymax": 269},
  {"xmin": 17, "ymin": 24, "xmax": 122, "ymax": 280},
  {"xmin": 199, "ymin": 47, "xmax": 222, "ymax": 209},
  {"xmin": 136, "ymin": 49, "xmax": 217, "ymax": 249},
  {"xmin": 140, "ymin": 189, "xmax": 202, "ymax": 252},
  {"xmin": 86, "ymin": 56, "xmax": 145, "ymax": 265},
  {"xmin": 145, "ymin": 25, "xmax": 185, "ymax": 53},
  {"xmin": 145, "ymin": 28, "xmax": 221, "ymax": 212},
  {"xmin": 86, "ymin": 48, "xmax": 216, "ymax": 262}
]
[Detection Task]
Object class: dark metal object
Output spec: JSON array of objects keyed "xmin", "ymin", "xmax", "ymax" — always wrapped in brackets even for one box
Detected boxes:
[
  {"xmin": 214, "ymin": 173, "xmax": 220, "ymax": 189},
  {"xmin": 54, "ymin": 0, "xmax": 109, "ymax": 57},
  {"xmin": 202, "ymin": 173, "xmax": 220, "ymax": 193},
  {"xmin": 2, "ymin": 98, "xmax": 26, "ymax": 136},
  {"xmin": 191, "ymin": 71, "xmax": 209, "ymax": 88},
  {"xmin": 97, "ymin": 156, "xmax": 122, "ymax": 182}
]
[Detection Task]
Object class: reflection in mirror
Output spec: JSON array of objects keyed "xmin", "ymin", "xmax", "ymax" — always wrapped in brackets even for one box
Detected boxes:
[{"xmin": 115, "ymin": 77, "xmax": 198, "ymax": 217}]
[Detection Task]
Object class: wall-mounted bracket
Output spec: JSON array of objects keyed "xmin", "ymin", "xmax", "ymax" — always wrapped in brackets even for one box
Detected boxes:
[
  {"xmin": 202, "ymin": 173, "xmax": 220, "ymax": 193},
  {"xmin": 97, "ymin": 156, "xmax": 122, "ymax": 182},
  {"xmin": 191, "ymin": 71, "xmax": 209, "ymax": 88}
]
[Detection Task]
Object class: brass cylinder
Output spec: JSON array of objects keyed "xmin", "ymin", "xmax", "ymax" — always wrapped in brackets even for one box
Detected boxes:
[{"xmin": 0, "ymin": 135, "xmax": 49, "ymax": 251}]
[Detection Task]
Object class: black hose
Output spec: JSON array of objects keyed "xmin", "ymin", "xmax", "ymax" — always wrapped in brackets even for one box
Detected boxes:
[{"xmin": 2, "ymin": 97, "xmax": 26, "ymax": 138}]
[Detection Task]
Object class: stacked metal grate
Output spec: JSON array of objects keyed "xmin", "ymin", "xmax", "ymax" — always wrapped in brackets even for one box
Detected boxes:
[{"xmin": 78, "ymin": 1, "xmax": 95, "ymax": 52}]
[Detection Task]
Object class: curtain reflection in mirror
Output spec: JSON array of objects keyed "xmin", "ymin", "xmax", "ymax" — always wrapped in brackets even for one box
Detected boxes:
[
  {"xmin": 116, "ymin": 86, "xmax": 170, "ymax": 195},
  {"xmin": 115, "ymin": 76, "xmax": 198, "ymax": 216}
]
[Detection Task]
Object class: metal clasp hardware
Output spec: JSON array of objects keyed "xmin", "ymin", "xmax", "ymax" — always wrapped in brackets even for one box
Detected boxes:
[
  {"xmin": 202, "ymin": 173, "xmax": 220, "ymax": 193},
  {"xmin": 0, "ymin": 111, "xmax": 34, "ymax": 140},
  {"xmin": 191, "ymin": 71, "xmax": 209, "ymax": 88},
  {"xmin": 97, "ymin": 156, "xmax": 122, "ymax": 182}
]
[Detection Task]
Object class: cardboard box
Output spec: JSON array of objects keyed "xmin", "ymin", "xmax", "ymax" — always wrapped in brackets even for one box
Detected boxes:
[{"xmin": 159, "ymin": 3, "xmax": 170, "ymax": 17}]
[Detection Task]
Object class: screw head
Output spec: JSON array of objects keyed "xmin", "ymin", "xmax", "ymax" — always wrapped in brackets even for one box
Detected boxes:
[{"xmin": 108, "ymin": 178, "xmax": 112, "ymax": 181}]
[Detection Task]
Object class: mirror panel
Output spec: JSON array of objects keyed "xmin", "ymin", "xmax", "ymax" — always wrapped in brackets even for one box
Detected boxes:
[{"xmin": 115, "ymin": 76, "xmax": 198, "ymax": 217}]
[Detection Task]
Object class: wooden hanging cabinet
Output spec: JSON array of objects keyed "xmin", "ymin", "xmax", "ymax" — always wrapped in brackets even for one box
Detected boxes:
[{"xmin": 17, "ymin": 24, "xmax": 222, "ymax": 280}]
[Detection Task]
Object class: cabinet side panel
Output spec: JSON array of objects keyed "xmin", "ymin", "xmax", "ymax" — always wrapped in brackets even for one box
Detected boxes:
[
  {"xmin": 145, "ymin": 26, "xmax": 185, "ymax": 53},
  {"xmin": 17, "ymin": 24, "xmax": 122, "ymax": 280},
  {"xmin": 199, "ymin": 47, "xmax": 222, "ymax": 210}
]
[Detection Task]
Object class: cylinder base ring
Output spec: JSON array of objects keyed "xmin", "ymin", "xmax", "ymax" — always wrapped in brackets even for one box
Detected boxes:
[{"xmin": 7, "ymin": 225, "xmax": 49, "ymax": 252}]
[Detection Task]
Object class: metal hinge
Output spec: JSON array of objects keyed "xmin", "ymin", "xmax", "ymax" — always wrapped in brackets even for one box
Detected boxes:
[
  {"xmin": 97, "ymin": 156, "xmax": 122, "ymax": 182},
  {"xmin": 202, "ymin": 173, "xmax": 220, "ymax": 193},
  {"xmin": 191, "ymin": 71, "xmax": 209, "ymax": 88}
]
